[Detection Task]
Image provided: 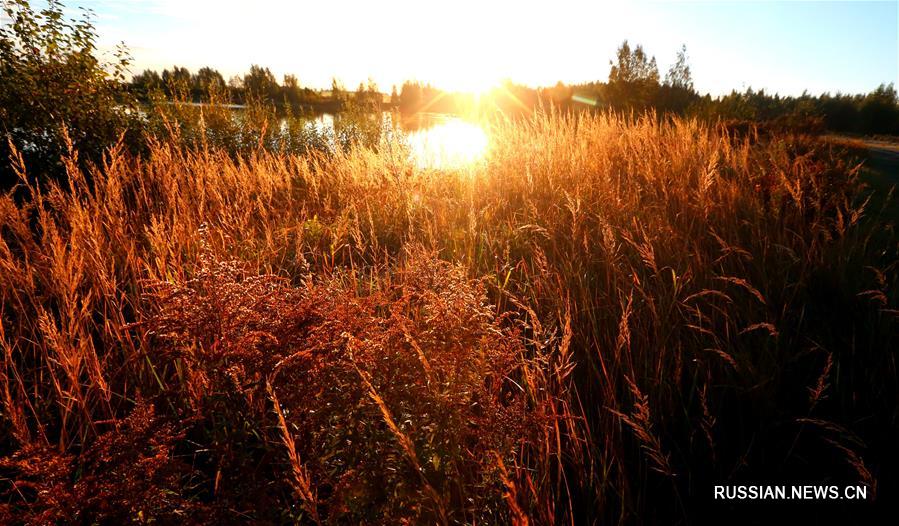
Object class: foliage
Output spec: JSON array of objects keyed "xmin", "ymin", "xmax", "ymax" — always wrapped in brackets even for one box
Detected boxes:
[
  {"xmin": 607, "ymin": 40, "xmax": 660, "ymax": 110},
  {"xmin": 692, "ymin": 84, "xmax": 899, "ymax": 135},
  {"xmin": 0, "ymin": 403, "xmax": 218, "ymax": 524},
  {"xmin": 664, "ymin": 44, "xmax": 693, "ymax": 91},
  {"xmin": 0, "ymin": 0, "xmax": 138, "ymax": 181},
  {"xmin": 143, "ymin": 247, "xmax": 543, "ymax": 523},
  {"xmin": 244, "ymin": 64, "xmax": 281, "ymax": 103},
  {"xmin": 609, "ymin": 40, "xmax": 659, "ymax": 85},
  {"xmin": 139, "ymin": 89, "xmax": 381, "ymax": 156}
]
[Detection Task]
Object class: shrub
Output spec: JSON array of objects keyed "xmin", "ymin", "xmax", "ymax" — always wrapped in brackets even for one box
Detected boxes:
[
  {"xmin": 141, "ymin": 245, "xmax": 543, "ymax": 523},
  {"xmin": 0, "ymin": 402, "xmax": 217, "ymax": 525},
  {"xmin": 0, "ymin": 0, "xmax": 138, "ymax": 183}
]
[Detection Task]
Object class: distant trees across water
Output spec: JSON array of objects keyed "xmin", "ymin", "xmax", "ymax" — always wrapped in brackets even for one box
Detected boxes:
[
  {"xmin": 127, "ymin": 39, "xmax": 899, "ymax": 137},
  {"xmin": 130, "ymin": 63, "xmax": 391, "ymax": 115},
  {"xmin": 131, "ymin": 65, "xmax": 335, "ymax": 111},
  {"xmin": 3, "ymin": 0, "xmax": 899, "ymax": 183}
]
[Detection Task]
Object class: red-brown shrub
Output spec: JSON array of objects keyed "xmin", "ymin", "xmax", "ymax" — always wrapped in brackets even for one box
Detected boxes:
[
  {"xmin": 145, "ymin": 245, "xmax": 541, "ymax": 523},
  {"xmin": 0, "ymin": 402, "xmax": 215, "ymax": 525}
]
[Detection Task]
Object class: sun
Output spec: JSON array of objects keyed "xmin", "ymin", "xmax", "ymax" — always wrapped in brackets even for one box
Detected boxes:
[
  {"xmin": 433, "ymin": 62, "xmax": 501, "ymax": 96},
  {"xmin": 449, "ymin": 76, "xmax": 500, "ymax": 96}
]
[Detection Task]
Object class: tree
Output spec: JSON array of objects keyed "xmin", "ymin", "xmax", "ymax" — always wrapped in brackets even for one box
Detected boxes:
[
  {"xmin": 858, "ymin": 83, "xmax": 899, "ymax": 135},
  {"xmin": 244, "ymin": 65, "xmax": 280, "ymax": 102},
  {"xmin": 193, "ymin": 67, "xmax": 226, "ymax": 100},
  {"xmin": 609, "ymin": 40, "xmax": 659, "ymax": 85},
  {"xmin": 657, "ymin": 44, "xmax": 697, "ymax": 114},
  {"xmin": 0, "ymin": 0, "xmax": 138, "ymax": 181},
  {"xmin": 131, "ymin": 69, "xmax": 162, "ymax": 98},
  {"xmin": 350, "ymin": 78, "xmax": 380, "ymax": 108},
  {"xmin": 161, "ymin": 66, "xmax": 191, "ymax": 97},
  {"xmin": 282, "ymin": 74, "xmax": 302, "ymax": 107},
  {"xmin": 664, "ymin": 45, "xmax": 693, "ymax": 91},
  {"xmin": 226, "ymin": 75, "xmax": 245, "ymax": 103},
  {"xmin": 399, "ymin": 81, "xmax": 422, "ymax": 112},
  {"xmin": 607, "ymin": 40, "xmax": 660, "ymax": 109},
  {"xmin": 331, "ymin": 77, "xmax": 345, "ymax": 102}
]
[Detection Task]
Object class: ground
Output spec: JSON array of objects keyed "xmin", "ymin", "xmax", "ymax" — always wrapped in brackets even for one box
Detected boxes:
[{"xmin": 829, "ymin": 135, "xmax": 899, "ymax": 221}]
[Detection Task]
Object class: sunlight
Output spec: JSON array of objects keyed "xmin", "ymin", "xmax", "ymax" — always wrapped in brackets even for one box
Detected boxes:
[
  {"xmin": 438, "ymin": 68, "xmax": 500, "ymax": 96},
  {"xmin": 406, "ymin": 117, "xmax": 489, "ymax": 169}
]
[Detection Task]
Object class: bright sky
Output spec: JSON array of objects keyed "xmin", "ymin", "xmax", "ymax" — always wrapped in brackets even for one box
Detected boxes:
[{"xmin": 42, "ymin": 0, "xmax": 899, "ymax": 95}]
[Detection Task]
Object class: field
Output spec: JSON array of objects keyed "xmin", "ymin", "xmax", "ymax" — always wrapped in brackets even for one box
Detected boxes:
[{"xmin": 0, "ymin": 111, "xmax": 895, "ymax": 524}]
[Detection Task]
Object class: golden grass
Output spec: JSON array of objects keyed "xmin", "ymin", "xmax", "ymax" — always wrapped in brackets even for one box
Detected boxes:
[{"xmin": 1, "ymin": 111, "xmax": 895, "ymax": 523}]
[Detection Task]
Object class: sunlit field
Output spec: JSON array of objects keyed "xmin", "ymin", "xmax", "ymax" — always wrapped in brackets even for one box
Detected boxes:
[
  {"xmin": 2, "ymin": 0, "xmax": 898, "ymax": 524},
  {"xmin": 1, "ymin": 108, "xmax": 895, "ymax": 523}
]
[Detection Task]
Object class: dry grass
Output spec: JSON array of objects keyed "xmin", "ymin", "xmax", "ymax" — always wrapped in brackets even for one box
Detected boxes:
[{"xmin": 0, "ymin": 111, "xmax": 895, "ymax": 523}]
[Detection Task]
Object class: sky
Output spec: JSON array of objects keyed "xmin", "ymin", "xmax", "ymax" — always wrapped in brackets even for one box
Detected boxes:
[{"xmin": 16, "ymin": 0, "xmax": 899, "ymax": 96}]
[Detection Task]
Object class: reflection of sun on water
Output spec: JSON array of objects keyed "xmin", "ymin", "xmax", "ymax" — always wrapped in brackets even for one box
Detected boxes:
[{"xmin": 407, "ymin": 119, "xmax": 489, "ymax": 170}]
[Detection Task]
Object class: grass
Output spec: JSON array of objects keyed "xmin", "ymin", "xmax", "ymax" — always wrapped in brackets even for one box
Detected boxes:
[
  {"xmin": 855, "ymin": 148, "xmax": 899, "ymax": 223},
  {"xmin": 0, "ymin": 111, "xmax": 896, "ymax": 524}
]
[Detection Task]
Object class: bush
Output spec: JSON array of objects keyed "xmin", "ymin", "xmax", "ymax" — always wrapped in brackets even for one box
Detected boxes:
[
  {"xmin": 0, "ymin": 0, "xmax": 139, "ymax": 183},
  {"xmin": 143, "ymin": 246, "xmax": 542, "ymax": 523}
]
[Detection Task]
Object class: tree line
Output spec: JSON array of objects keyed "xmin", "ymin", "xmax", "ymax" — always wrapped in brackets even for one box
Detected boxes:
[
  {"xmin": 130, "ymin": 65, "xmax": 384, "ymax": 111},
  {"xmin": 385, "ymin": 40, "xmax": 899, "ymax": 136},
  {"xmin": 568, "ymin": 40, "xmax": 899, "ymax": 136},
  {"xmin": 127, "ymin": 38, "xmax": 899, "ymax": 138},
  {"xmin": 3, "ymin": 0, "xmax": 899, "ymax": 183}
]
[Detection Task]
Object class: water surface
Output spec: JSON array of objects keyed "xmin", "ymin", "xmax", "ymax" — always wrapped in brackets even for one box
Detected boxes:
[{"xmin": 311, "ymin": 112, "xmax": 489, "ymax": 169}]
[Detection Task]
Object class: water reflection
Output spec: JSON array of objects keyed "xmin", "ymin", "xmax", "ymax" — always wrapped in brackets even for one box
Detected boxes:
[
  {"xmin": 310, "ymin": 112, "xmax": 489, "ymax": 169},
  {"xmin": 400, "ymin": 113, "xmax": 489, "ymax": 169}
]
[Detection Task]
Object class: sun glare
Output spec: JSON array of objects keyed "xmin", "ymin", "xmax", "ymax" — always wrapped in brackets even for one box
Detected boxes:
[
  {"xmin": 441, "ymin": 72, "xmax": 500, "ymax": 97},
  {"xmin": 407, "ymin": 118, "xmax": 489, "ymax": 169}
]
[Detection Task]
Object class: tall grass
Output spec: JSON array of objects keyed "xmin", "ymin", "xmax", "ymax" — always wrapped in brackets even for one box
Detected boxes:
[
  {"xmin": 0, "ymin": 111, "xmax": 895, "ymax": 523},
  {"xmin": 140, "ymin": 85, "xmax": 384, "ymax": 157}
]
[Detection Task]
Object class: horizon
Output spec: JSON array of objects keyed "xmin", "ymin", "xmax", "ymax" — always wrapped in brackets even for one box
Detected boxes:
[{"xmin": 41, "ymin": 0, "xmax": 899, "ymax": 97}]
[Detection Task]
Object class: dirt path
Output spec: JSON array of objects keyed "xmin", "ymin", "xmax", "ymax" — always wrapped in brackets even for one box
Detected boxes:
[
  {"xmin": 826, "ymin": 135, "xmax": 899, "ymax": 221},
  {"xmin": 827, "ymin": 135, "xmax": 899, "ymax": 182},
  {"xmin": 857, "ymin": 139, "xmax": 899, "ymax": 169}
]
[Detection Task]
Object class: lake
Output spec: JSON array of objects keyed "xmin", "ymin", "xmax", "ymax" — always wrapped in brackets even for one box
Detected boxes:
[{"xmin": 310, "ymin": 112, "xmax": 490, "ymax": 169}]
